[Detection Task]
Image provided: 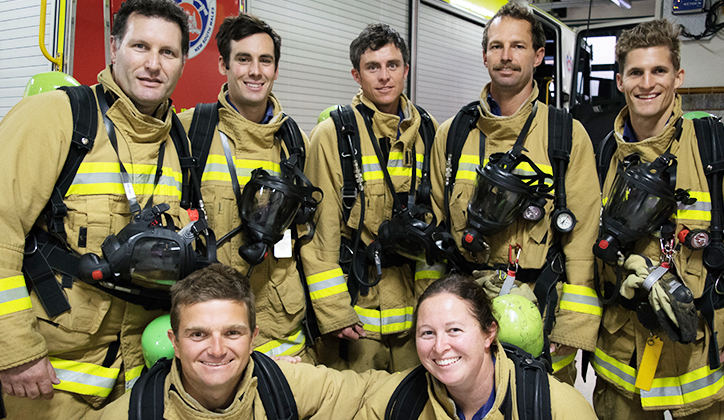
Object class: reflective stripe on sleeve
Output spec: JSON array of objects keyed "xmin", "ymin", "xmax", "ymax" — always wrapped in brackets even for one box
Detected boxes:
[
  {"xmin": 50, "ymin": 357, "xmax": 120, "ymax": 398},
  {"xmin": 593, "ymin": 346, "xmax": 724, "ymax": 408},
  {"xmin": 414, "ymin": 262, "xmax": 445, "ymax": 281},
  {"xmin": 0, "ymin": 275, "xmax": 33, "ymax": 316},
  {"xmin": 306, "ymin": 268, "xmax": 347, "ymax": 300},
  {"xmin": 355, "ymin": 306, "xmax": 414, "ymax": 334},
  {"xmin": 255, "ymin": 326, "xmax": 306, "ymax": 357},
  {"xmin": 560, "ymin": 284, "xmax": 602, "ymax": 316},
  {"xmin": 551, "ymin": 352, "xmax": 576, "ymax": 373},
  {"xmin": 124, "ymin": 364, "xmax": 145, "ymax": 391}
]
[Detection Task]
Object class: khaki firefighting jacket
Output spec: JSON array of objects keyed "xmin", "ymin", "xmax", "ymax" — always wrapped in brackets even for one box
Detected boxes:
[
  {"xmin": 300, "ymin": 90, "xmax": 441, "ymax": 339},
  {"xmin": 594, "ymin": 96, "xmax": 724, "ymax": 416},
  {"xmin": 178, "ymin": 86, "xmax": 311, "ymax": 360},
  {"xmin": 0, "ymin": 67, "xmax": 191, "ymax": 406}
]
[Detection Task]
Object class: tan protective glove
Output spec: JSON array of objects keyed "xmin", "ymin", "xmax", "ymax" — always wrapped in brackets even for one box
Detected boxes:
[{"xmin": 620, "ymin": 254, "xmax": 654, "ymax": 299}]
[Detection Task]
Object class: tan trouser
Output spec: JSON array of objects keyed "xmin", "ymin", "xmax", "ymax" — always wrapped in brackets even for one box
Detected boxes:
[
  {"xmin": 594, "ymin": 378, "xmax": 724, "ymax": 419},
  {"xmin": 315, "ymin": 333, "xmax": 418, "ymax": 373}
]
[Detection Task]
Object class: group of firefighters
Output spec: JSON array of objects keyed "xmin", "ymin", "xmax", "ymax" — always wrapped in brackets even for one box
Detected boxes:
[{"xmin": 0, "ymin": 0, "xmax": 722, "ymax": 418}]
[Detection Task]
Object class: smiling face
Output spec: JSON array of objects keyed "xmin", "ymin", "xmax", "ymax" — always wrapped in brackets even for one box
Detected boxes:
[
  {"xmin": 351, "ymin": 43, "xmax": 409, "ymax": 115},
  {"xmin": 110, "ymin": 13, "xmax": 186, "ymax": 115},
  {"xmin": 483, "ymin": 16, "xmax": 544, "ymax": 97},
  {"xmin": 169, "ymin": 299, "xmax": 258, "ymax": 408},
  {"xmin": 617, "ymin": 46, "xmax": 684, "ymax": 135},
  {"xmin": 416, "ymin": 293, "xmax": 496, "ymax": 393},
  {"xmin": 220, "ymin": 32, "xmax": 279, "ymax": 122}
]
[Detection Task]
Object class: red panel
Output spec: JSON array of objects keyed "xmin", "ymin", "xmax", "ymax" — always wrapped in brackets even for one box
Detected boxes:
[{"xmin": 74, "ymin": 0, "xmax": 239, "ymax": 111}]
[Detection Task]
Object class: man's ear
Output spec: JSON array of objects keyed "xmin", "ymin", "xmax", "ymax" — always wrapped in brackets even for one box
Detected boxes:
[
  {"xmin": 351, "ymin": 68, "xmax": 361, "ymax": 86},
  {"xmin": 533, "ymin": 47, "xmax": 545, "ymax": 68},
  {"xmin": 250, "ymin": 326, "xmax": 260, "ymax": 355},
  {"xmin": 168, "ymin": 329, "xmax": 180, "ymax": 359},
  {"xmin": 110, "ymin": 36, "xmax": 118, "ymax": 65},
  {"xmin": 218, "ymin": 55, "xmax": 228, "ymax": 76},
  {"xmin": 616, "ymin": 73, "xmax": 624, "ymax": 93}
]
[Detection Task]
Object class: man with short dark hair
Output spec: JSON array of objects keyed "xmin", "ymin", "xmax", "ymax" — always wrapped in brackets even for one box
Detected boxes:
[
  {"xmin": 92, "ymin": 263, "xmax": 389, "ymax": 419},
  {"xmin": 429, "ymin": 2, "xmax": 601, "ymax": 385},
  {"xmin": 301, "ymin": 23, "xmax": 440, "ymax": 373},
  {"xmin": 177, "ymin": 12, "xmax": 316, "ymax": 363},
  {"xmin": 0, "ymin": 0, "xmax": 193, "ymax": 418},
  {"xmin": 593, "ymin": 19, "xmax": 724, "ymax": 418}
]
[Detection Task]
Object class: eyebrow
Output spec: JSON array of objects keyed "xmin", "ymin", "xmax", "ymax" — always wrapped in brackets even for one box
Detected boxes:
[{"xmin": 183, "ymin": 324, "xmax": 250, "ymax": 334}]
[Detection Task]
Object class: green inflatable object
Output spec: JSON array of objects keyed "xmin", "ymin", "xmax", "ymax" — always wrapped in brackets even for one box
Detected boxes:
[
  {"xmin": 318, "ymin": 105, "xmax": 337, "ymax": 124},
  {"xmin": 142, "ymin": 314, "xmax": 175, "ymax": 368},
  {"xmin": 23, "ymin": 71, "xmax": 80, "ymax": 98},
  {"xmin": 492, "ymin": 294, "xmax": 544, "ymax": 357},
  {"xmin": 683, "ymin": 111, "xmax": 716, "ymax": 120}
]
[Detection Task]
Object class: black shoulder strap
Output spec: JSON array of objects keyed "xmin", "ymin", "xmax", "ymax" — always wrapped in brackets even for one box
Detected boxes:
[
  {"xmin": 502, "ymin": 343, "xmax": 552, "ymax": 420},
  {"xmin": 596, "ymin": 129, "xmax": 617, "ymax": 189},
  {"xmin": 48, "ymin": 85, "xmax": 98, "ymax": 240},
  {"xmin": 251, "ymin": 351, "xmax": 298, "ymax": 420},
  {"xmin": 278, "ymin": 113, "xmax": 306, "ymax": 175},
  {"xmin": 331, "ymin": 105, "xmax": 362, "ymax": 223},
  {"xmin": 694, "ymin": 117, "xmax": 724, "ymax": 275},
  {"xmin": 188, "ymin": 102, "xmax": 220, "ymax": 177},
  {"xmin": 414, "ymin": 105, "xmax": 435, "ymax": 206},
  {"xmin": 384, "ymin": 365, "xmax": 429, "ymax": 420},
  {"xmin": 129, "ymin": 358, "xmax": 170, "ymax": 420},
  {"xmin": 444, "ymin": 101, "xmax": 480, "ymax": 225},
  {"xmin": 547, "ymin": 106, "xmax": 573, "ymax": 213}
]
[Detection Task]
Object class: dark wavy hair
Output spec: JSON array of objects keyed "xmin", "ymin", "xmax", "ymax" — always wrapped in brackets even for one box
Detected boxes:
[
  {"xmin": 112, "ymin": 0, "xmax": 190, "ymax": 56},
  {"xmin": 216, "ymin": 13, "xmax": 282, "ymax": 70},
  {"xmin": 616, "ymin": 19, "xmax": 681, "ymax": 71},
  {"xmin": 350, "ymin": 23, "xmax": 409, "ymax": 72}
]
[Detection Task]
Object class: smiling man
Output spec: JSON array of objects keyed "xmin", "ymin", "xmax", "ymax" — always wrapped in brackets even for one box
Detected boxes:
[
  {"xmin": 92, "ymin": 264, "xmax": 390, "ymax": 419},
  {"xmin": 593, "ymin": 19, "xmax": 724, "ymax": 419},
  {"xmin": 178, "ymin": 13, "xmax": 317, "ymax": 364},
  {"xmin": 429, "ymin": 2, "xmax": 601, "ymax": 387},
  {"xmin": 301, "ymin": 23, "xmax": 440, "ymax": 373},
  {"xmin": 0, "ymin": 0, "xmax": 192, "ymax": 419}
]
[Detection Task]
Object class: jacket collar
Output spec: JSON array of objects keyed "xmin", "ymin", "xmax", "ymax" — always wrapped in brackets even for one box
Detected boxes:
[
  {"xmin": 352, "ymin": 88, "xmax": 421, "ymax": 151},
  {"xmin": 217, "ymin": 84, "xmax": 286, "ymax": 150},
  {"xmin": 613, "ymin": 94, "xmax": 684, "ymax": 162}
]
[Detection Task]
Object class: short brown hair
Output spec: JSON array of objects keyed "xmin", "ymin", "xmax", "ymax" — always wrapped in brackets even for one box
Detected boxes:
[
  {"xmin": 112, "ymin": 0, "xmax": 190, "ymax": 56},
  {"xmin": 170, "ymin": 264, "xmax": 255, "ymax": 335},
  {"xmin": 482, "ymin": 2, "xmax": 546, "ymax": 53},
  {"xmin": 350, "ymin": 23, "xmax": 409, "ymax": 72},
  {"xmin": 216, "ymin": 13, "xmax": 282, "ymax": 69},
  {"xmin": 616, "ymin": 19, "xmax": 681, "ymax": 71}
]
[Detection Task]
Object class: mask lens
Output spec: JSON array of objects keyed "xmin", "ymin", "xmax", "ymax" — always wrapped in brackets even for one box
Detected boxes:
[
  {"xmin": 605, "ymin": 172, "xmax": 676, "ymax": 236},
  {"xmin": 129, "ymin": 237, "xmax": 182, "ymax": 289},
  {"xmin": 242, "ymin": 184, "xmax": 302, "ymax": 234},
  {"xmin": 470, "ymin": 174, "xmax": 530, "ymax": 226}
]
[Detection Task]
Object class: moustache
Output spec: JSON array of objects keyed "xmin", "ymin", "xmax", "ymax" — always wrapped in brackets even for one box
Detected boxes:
[{"xmin": 492, "ymin": 63, "xmax": 521, "ymax": 71}]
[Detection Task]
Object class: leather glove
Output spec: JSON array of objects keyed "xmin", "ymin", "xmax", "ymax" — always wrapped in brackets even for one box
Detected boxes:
[
  {"xmin": 648, "ymin": 272, "xmax": 698, "ymax": 344},
  {"xmin": 620, "ymin": 254, "xmax": 654, "ymax": 299}
]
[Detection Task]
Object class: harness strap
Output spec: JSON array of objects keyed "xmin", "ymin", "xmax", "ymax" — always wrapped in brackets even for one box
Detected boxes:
[
  {"xmin": 188, "ymin": 102, "xmax": 220, "ymax": 176},
  {"xmin": 22, "ymin": 228, "xmax": 74, "ymax": 317}
]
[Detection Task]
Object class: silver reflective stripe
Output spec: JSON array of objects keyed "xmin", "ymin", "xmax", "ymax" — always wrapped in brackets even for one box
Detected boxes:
[
  {"xmin": 54, "ymin": 367, "xmax": 116, "ymax": 390},
  {"xmin": 263, "ymin": 330, "xmax": 306, "ymax": 357},
  {"xmin": 307, "ymin": 277, "xmax": 343, "ymax": 293},
  {"xmin": 561, "ymin": 292, "xmax": 601, "ymax": 307},
  {"xmin": 362, "ymin": 162, "xmax": 382, "ymax": 173},
  {"xmin": 125, "ymin": 375, "xmax": 139, "ymax": 391},
  {"xmin": 643, "ymin": 367, "xmax": 724, "ymax": 399},
  {"xmin": 203, "ymin": 157, "xmax": 281, "ymax": 178},
  {"xmin": 678, "ymin": 200, "xmax": 711, "ymax": 212},
  {"xmin": 357, "ymin": 312, "xmax": 381, "ymax": 327},
  {"xmin": 383, "ymin": 313, "xmax": 412, "ymax": 327},
  {"xmin": 593, "ymin": 352, "xmax": 636, "ymax": 385},
  {"xmin": 0, "ymin": 287, "xmax": 30, "ymax": 303}
]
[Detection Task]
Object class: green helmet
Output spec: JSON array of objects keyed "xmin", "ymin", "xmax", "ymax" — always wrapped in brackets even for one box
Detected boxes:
[
  {"xmin": 142, "ymin": 314, "xmax": 175, "ymax": 368},
  {"xmin": 683, "ymin": 111, "xmax": 716, "ymax": 120},
  {"xmin": 317, "ymin": 106, "xmax": 337, "ymax": 124},
  {"xmin": 23, "ymin": 71, "xmax": 80, "ymax": 98},
  {"xmin": 492, "ymin": 294, "xmax": 544, "ymax": 357}
]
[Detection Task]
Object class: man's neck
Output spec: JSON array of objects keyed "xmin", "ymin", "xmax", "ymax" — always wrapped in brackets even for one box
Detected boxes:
[
  {"xmin": 230, "ymin": 97, "xmax": 268, "ymax": 124},
  {"xmin": 629, "ymin": 110, "xmax": 672, "ymax": 141},
  {"xmin": 375, "ymin": 97, "xmax": 401, "ymax": 115},
  {"xmin": 489, "ymin": 83, "xmax": 533, "ymax": 117},
  {"xmin": 186, "ymin": 380, "xmax": 238, "ymax": 412}
]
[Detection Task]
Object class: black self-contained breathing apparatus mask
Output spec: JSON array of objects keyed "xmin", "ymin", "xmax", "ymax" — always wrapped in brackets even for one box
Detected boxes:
[
  {"xmin": 237, "ymin": 168, "xmax": 322, "ymax": 266},
  {"xmin": 78, "ymin": 203, "xmax": 212, "ymax": 291},
  {"xmin": 375, "ymin": 205, "xmax": 441, "ymax": 266},
  {"xmin": 462, "ymin": 147, "xmax": 553, "ymax": 253},
  {"xmin": 594, "ymin": 152, "xmax": 695, "ymax": 263}
]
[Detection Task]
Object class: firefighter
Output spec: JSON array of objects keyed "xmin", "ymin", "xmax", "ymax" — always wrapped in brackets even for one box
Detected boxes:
[
  {"xmin": 301, "ymin": 23, "xmax": 441, "ymax": 373},
  {"xmin": 592, "ymin": 19, "xmax": 724, "ymax": 418},
  {"xmin": 429, "ymin": 2, "xmax": 602, "ymax": 385},
  {"xmin": 0, "ymin": 1, "xmax": 196, "ymax": 418},
  {"xmin": 177, "ymin": 13, "xmax": 319, "ymax": 364}
]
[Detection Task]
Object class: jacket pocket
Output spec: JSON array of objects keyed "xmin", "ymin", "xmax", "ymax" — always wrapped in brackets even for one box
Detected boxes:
[{"xmin": 347, "ymin": 182, "xmax": 386, "ymax": 235}]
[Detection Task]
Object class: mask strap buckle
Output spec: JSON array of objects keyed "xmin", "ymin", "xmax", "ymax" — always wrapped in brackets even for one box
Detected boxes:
[{"xmin": 660, "ymin": 235, "xmax": 675, "ymax": 269}]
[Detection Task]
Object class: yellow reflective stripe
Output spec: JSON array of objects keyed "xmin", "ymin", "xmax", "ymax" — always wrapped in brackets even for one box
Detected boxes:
[
  {"xmin": 641, "ymin": 363, "xmax": 724, "ymax": 408},
  {"xmin": 677, "ymin": 190, "xmax": 711, "ymax": 222},
  {"xmin": 552, "ymin": 352, "xmax": 576, "ymax": 372},
  {"xmin": 355, "ymin": 306, "xmax": 414, "ymax": 334},
  {"xmin": 50, "ymin": 357, "xmax": 120, "ymax": 398},
  {"xmin": 306, "ymin": 268, "xmax": 347, "ymax": 300},
  {"xmin": 255, "ymin": 327, "xmax": 306, "ymax": 357},
  {"xmin": 201, "ymin": 154, "xmax": 281, "ymax": 183},
  {"xmin": 592, "ymin": 348, "xmax": 638, "ymax": 393},
  {"xmin": 456, "ymin": 154, "xmax": 480, "ymax": 181},
  {"xmin": 560, "ymin": 284, "xmax": 602, "ymax": 316},
  {"xmin": 361, "ymin": 155, "xmax": 383, "ymax": 181},
  {"xmin": 388, "ymin": 166, "xmax": 413, "ymax": 177},
  {"xmin": 67, "ymin": 162, "xmax": 183, "ymax": 198},
  {"xmin": 414, "ymin": 262, "xmax": 445, "ymax": 281},
  {"xmin": 124, "ymin": 364, "xmax": 145, "ymax": 391},
  {"xmin": 0, "ymin": 276, "xmax": 32, "ymax": 316}
]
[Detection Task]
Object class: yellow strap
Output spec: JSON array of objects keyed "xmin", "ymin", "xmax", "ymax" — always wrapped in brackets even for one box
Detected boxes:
[{"xmin": 635, "ymin": 335, "xmax": 663, "ymax": 391}]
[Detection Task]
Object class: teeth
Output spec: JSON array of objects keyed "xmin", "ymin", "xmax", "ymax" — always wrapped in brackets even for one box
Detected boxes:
[
  {"xmin": 436, "ymin": 357, "xmax": 460, "ymax": 366},
  {"xmin": 638, "ymin": 94, "xmax": 657, "ymax": 99},
  {"xmin": 246, "ymin": 83, "xmax": 262, "ymax": 88},
  {"xmin": 203, "ymin": 360, "xmax": 231, "ymax": 366}
]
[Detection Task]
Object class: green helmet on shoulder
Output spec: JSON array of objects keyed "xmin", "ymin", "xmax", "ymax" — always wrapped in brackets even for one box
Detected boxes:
[
  {"xmin": 492, "ymin": 294, "xmax": 544, "ymax": 357},
  {"xmin": 318, "ymin": 106, "xmax": 337, "ymax": 124},
  {"xmin": 23, "ymin": 71, "xmax": 80, "ymax": 98},
  {"xmin": 142, "ymin": 314, "xmax": 175, "ymax": 368}
]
